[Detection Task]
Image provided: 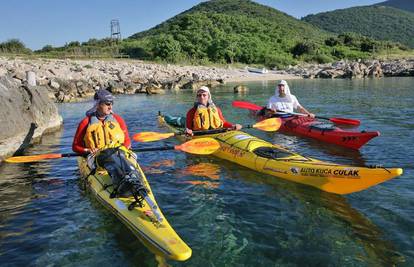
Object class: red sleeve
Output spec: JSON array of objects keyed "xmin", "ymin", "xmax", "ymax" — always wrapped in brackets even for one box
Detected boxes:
[
  {"xmin": 113, "ymin": 113, "xmax": 131, "ymax": 149},
  {"xmin": 186, "ymin": 108, "xmax": 196, "ymax": 130},
  {"xmin": 72, "ymin": 117, "xmax": 90, "ymax": 154},
  {"xmin": 217, "ymin": 107, "xmax": 233, "ymax": 128}
]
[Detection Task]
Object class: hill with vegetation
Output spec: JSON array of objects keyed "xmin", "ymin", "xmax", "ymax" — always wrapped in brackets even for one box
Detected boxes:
[
  {"xmin": 124, "ymin": 0, "xmax": 407, "ymax": 67},
  {"xmin": 375, "ymin": 0, "xmax": 414, "ymax": 13},
  {"xmin": 1, "ymin": 0, "xmax": 410, "ymax": 67},
  {"xmin": 302, "ymin": 5, "xmax": 414, "ymax": 48},
  {"xmin": 127, "ymin": 0, "xmax": 332, "ymax": 67}
]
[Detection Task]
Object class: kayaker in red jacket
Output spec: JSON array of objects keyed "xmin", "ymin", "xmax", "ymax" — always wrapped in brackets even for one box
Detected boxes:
[
  {"xmin": 185, "ymin": 86, "xmax": 242, "ymax": 136},
  {"xmin": 72, "ymin": 88, "xmax": 131, "ymax": 155}
]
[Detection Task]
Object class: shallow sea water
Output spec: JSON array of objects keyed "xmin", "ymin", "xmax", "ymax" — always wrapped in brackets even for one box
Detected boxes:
[{"xmin": 0, "ymin": 77, "xmax": 413, "ymax": 266}]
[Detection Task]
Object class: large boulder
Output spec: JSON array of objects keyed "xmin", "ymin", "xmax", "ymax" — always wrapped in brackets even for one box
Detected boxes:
[{"xmin": 0, "ymin": 76, "xmax": 63, "ymax": 161}]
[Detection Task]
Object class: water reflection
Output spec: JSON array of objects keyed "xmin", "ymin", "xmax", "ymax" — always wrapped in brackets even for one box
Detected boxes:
[
  {"xmin": 299, "ymin": 189, "xmax": 404, "ymax": 266},
  {"xmin": 177, "ymin": 162, "xmax": 221, "ymax": 189},
  {"xmin": 142, "ymin": 159, "xmax": 176, "ymax": 174},
  {"xmin": 269, "ymin": 132, "xmax": 367, "ymax": 166},
  {"xmin": 233, "ymin": 166, "xmax": 403, "ymax": 265}
]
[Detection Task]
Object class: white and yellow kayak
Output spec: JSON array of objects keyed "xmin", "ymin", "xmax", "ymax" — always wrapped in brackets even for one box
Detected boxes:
[
  {"xmin": 77, "ymin": 155, "xmax": 192, "ymax": 261},
  {"xmin": 159, "ymin": 114, "xmax": 402, "ymax": 195}
]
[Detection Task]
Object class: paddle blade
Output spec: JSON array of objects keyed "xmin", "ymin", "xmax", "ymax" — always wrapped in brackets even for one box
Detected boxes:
[
  {"xmin": 133, "ymin": 132, "xmax": 175, "ymax": 142},
  {"xmin": 329, "ymin": 117, "xmax": 360, "ymax": 126},
  {"xmin": 232, "ymin": 101, "xmax": 263, "ymax": 111},
  {"xmin": 5, "ymin": 153, "xmax": 64, "ymax": 163},
  {"xmin": 175, "ymin": 138, "xmax": 220, "ymax": 155},
  {"xmin": 253, "ymin": 118, "xmax": 282, "ymax": 131}
]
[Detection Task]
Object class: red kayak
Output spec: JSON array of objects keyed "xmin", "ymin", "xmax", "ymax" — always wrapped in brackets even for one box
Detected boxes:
[
  {"xmin": 232, "ymin": 100, "xmax": 379, "ymax": 150},
  {"xmin": 268, "ymin": 115, "xmax": 379, "ymax": 150}
]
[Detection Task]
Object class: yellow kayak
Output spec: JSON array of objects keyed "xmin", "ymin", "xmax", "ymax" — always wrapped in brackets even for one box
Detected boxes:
[
  {"xmin": 77, "ymin": 154, "xmax": 192, "ymax": 261},
  {"xmin": 159, "ymin": 114, "xmax": 402, "ymax": 195}
]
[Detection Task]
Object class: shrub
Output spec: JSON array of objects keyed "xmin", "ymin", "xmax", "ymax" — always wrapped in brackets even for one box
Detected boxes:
[
  {"xmin": 325, "ymin": 37, "xmax": 339, "ymax": 47},
  {"xmin": 39, "ymin": 45, "xmax": 54, "ymax": 52},
  {"xmin": 150, "ymin": 34, "xmax": 183, "ymax": 62},
  {"xmin": 291, "ymin": 41, "xmax": 319, "ymax": 57},
  {"xmin": 0, "ymin": 39, "xmax": 31, "ymax": 54},
  {"xmin": 263, "ymin": 53, "xmax": 296, "ymax": 69}
]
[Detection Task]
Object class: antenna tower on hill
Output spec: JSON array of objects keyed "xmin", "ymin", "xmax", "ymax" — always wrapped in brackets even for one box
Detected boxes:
[{"xmin": 110, "ymin": 19, "xmax": 121, "ymax": 42}]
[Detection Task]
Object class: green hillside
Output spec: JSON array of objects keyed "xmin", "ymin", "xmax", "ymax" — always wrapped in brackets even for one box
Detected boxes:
[
  {"xmin": 375, "ymin": 0, "xmax": 414, "ymax": 13},
  {"xmin": 302, "ymin": 5, "xmax": 414, "ymax": 48},
  {"xmin": 127, "ymin": 0, "xmax": 330, "ymax": 66},
  {"xmin": 131, "ymin": 0, "xmax": 326, "ymax": 41},
  {"xmin": 123, "ymin": 0, "xmax": 405, "ymax": 66}
]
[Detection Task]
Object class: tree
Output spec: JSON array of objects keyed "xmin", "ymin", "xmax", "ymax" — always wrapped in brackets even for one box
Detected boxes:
[
  {"xmin": 151, "ymin": 34, "xmax": 182, "ymax": 62},
  {"xmin": 0, "ymin": 39, "xmax": 31, "ymax": 54},
  {"xmin": 291, "ymin": 41, "xmax": 318, "ymax": 57},
  {"xmin": 40, "ymin": 45, "xmax": 54, "ymax": 52}
]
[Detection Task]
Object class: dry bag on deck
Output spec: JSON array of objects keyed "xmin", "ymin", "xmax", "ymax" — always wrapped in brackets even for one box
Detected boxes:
[
  {"xmin": 164, "ymin": 115, "xmax": 186, "ymax": 128},
  {"xmin": 96, "ymin": 147, "xmax": 146, "ymax": 198}
]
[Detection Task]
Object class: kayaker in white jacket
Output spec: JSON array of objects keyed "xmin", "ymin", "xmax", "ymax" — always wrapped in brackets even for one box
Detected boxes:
[{"xmin": 266, "ymin": 80, "xmax": 315, "ymax": 118}]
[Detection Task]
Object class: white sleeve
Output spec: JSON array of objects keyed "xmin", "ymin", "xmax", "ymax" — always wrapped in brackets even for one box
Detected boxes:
[
  {"xmin": 291, "ymin": 95, "xmax": 301, "ymax": 109},
  {"xmin": 266, "ymin": 97, "xmax": 274, "ymax": 110}
]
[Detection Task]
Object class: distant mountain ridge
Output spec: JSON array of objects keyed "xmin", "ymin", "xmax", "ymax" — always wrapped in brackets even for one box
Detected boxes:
[
  {"xmin": 375, "ymin": 0, "xmax": 414, "ymax": 13},
  {"xmin": 302, "ymin": 5, "xmax": 414, "ymax": 48}
]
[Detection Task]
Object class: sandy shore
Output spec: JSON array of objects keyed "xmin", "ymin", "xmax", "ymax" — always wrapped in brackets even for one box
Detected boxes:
[{"xmin": 224, "ymin": 70, "xmax": 301, "ymax": 83}]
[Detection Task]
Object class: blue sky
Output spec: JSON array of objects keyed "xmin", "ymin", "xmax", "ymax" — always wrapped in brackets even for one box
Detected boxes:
[{"xmin": 0, "ymin": 0, "xmax": 383, "ymax": 50}]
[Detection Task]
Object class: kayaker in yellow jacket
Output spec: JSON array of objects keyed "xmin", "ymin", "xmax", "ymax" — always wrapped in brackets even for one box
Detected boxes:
[
  {"xmin": 185, "ymin": 86, "xmax": 242, "ymax": 136},
  {"xmin": 72, "ymin": 88, "xmax": 131, "ymax": 155}
]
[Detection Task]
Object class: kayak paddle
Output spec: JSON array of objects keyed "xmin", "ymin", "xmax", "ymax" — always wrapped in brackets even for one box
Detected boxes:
[
  {"xmin": 252, "ymin": 117, "xmax": 282, "ymax": 131},
  {"xmin": 317, "ymin": 116, "xmax": 360, "ymax": 126},
  {"xmin": 232, "ymin": 100, "xmax": 361, "ymax": 126},
  {"xmin": 5, "ymin": 138, "xmax": 220, "ymax": 163},
  {"xmin": 136, "ymin": 137, "xmax": 220, "ymax": 155},
  {"xmin": 133, "ymin": 118, "xmax": 282, "ymax": 143},
  {"xmin": 277, "ymin": 110, "xmax": 361, "ymax": 126},
  {"xmin": 232, "ymin": 100, "xmax": 263, "ymax": 111},
  {"xmin": 5, "ymin": 153, "xmax": 78, "ymax": 163}
]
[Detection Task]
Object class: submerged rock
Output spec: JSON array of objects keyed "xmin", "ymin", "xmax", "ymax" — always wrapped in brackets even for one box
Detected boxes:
[{"xmin": 233, "ymin": 85, "xmax": 249, "ymax": 93}]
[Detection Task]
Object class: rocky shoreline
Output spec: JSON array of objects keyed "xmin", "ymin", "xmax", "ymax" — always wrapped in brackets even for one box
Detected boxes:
[
  {"xmin": 1, "ymin": 57, "xmax": 414, "ymax": 103},
  {"xmin": 0, "ymin": 56, "xmax": 413, "ymax": 160},
  {"xmin": 287, "ymin": 59, "xmax": 414, "ymax": 79},
  {"xmin": 1, "ymin": 57, "xmax": 296, "ymax": 103}
]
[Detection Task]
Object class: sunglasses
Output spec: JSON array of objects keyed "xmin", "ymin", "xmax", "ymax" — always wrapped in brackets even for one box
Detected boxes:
[
  {"xmin": 102, "ymin": 102, "xmax": 113, "ymax": 106},
  {"xmin": 197, "ymin": 93, "xmax": 208, "ymax": 97}
]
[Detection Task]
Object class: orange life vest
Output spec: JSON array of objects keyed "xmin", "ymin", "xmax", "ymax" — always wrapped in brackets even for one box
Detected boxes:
[
  {"xmin": 192, "ymin": 105, "xmax": 223, "ymax": 130},
  {"xmin": 84, "ymin": 114, "xmax": 125, "ymax": 149}
]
